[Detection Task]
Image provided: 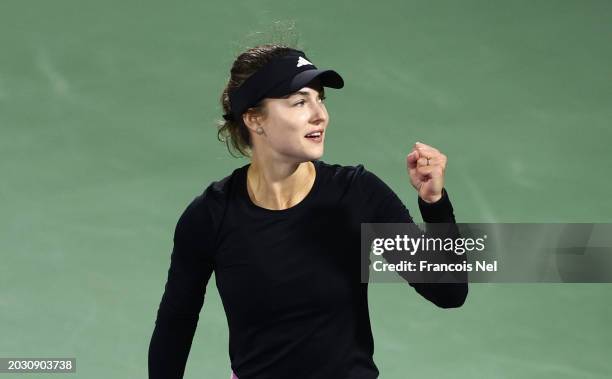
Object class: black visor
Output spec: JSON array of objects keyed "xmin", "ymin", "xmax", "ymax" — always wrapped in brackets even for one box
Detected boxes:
[{"xmin": 226, "ymin": 49, "xmax": 344, "ymax": 122}]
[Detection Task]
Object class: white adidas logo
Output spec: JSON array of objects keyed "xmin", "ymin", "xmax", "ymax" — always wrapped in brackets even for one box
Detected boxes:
[{"xmin": 296, "ymin": 56, "xmax": 313, "ymax": 67}]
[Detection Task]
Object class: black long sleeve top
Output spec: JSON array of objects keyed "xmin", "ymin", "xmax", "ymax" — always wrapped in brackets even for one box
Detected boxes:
[{"xmin": 148, "ymin": 159, "xmax": 468, "ymax": 379}]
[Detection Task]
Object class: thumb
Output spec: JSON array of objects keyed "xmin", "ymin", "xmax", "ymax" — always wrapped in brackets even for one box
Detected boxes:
[{"xmin": 406, "ymin": 150, "xmax": 419, "ymax": 169}]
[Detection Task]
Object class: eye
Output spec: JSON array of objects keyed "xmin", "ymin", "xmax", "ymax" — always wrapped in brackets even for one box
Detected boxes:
[{"xmin": 294, "ymin": 95, "xmax": 326, "ymax": 106}]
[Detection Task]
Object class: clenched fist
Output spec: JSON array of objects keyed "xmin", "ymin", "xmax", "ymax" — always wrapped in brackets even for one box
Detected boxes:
[{"xmin": 406, "ymin": 142, "xmax": 447, "ymax": 203}]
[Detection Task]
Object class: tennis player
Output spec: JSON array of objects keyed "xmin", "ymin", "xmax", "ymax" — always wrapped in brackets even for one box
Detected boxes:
[{"xmin": 148, "ymin": 44, "xmax": 468, "ymax": 379}]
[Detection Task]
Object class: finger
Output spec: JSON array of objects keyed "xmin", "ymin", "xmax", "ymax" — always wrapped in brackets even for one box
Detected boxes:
[
  {"xmin": 415, "ymin": 147, "xmax": 439, "ymax": 159},
  {"xmin": 417, "ymin": 157, "xmax": 437, "ymax": 167},
  {"xmin": 407, "ymin": 150, "xmax": 419, "ymax": 168},
  {"xmin": 416, "ymin": 165, "xmax": 442, "ymax": 179},
  {"xmin": 415, "ymin": 141, "xmax": 439, "ymax": 153},
  {"xmin": 415, "ymin": 141, "xmax": 438, "ymax": 152}
]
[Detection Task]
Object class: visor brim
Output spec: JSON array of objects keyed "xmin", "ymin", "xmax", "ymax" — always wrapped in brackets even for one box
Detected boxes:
[{"xmin": 268, "ymin": 69, "xmax": 344, "ymax": 98}]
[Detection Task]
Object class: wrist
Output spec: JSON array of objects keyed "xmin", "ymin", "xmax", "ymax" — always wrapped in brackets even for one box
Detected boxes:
[{"xmin": 420, "ymin": 193, "xmax": 443, "ymax": 204}]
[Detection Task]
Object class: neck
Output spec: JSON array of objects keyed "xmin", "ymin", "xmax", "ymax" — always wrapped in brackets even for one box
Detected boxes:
[{"xmin": 247, "ymin": 158, "xmax": 315, "ymax": 210}]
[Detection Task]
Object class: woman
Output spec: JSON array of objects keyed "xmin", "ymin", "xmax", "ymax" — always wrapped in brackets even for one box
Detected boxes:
[{"xmin": 148, "ymin": 44, "xmax": 468, "ymax": 379}]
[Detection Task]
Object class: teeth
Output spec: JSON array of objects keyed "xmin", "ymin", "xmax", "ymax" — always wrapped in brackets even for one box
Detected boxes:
[{"xmin": 306, "ymin": 132, "xmax": 322, "ymax": 137}]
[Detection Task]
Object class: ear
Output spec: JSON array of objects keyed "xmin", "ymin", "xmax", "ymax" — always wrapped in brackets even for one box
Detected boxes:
[
  {"xmin": 242, "ymin": 105, "xmax": 267, "ymax": 132},
  {"xmin": 242, "ymin": 110, "xmax": 260, "ymax": 131}
]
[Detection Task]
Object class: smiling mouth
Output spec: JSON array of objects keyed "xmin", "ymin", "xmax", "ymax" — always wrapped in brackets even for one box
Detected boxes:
[
  {"xmin": 304, "ymin": 130, "xmax": 323, "ymax": 142},
  {"xmin": 305, "ymin": 130, "xmax": 323, "ymax": 138}
]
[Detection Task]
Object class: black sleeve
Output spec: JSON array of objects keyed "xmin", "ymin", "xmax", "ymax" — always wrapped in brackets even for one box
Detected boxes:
[
  {"xmin": 411, "ymin": 188, "xmax": 468, "ymax": 308},
  {"xmin": 148, "ymin": 194, "xmax": 216, "ymax": 379},
  {"xmin": 357, "ymin": 166, "xmax": 468, "ymax": 308}
]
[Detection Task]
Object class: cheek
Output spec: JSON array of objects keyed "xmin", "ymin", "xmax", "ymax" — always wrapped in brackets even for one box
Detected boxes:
[
  {"xmin": 266, "ymin": 119, "xmax": 302, "ymax": 145},
  {"xmin": 276, "ymin": 114, "xmax": 308, "ymax": 135}
]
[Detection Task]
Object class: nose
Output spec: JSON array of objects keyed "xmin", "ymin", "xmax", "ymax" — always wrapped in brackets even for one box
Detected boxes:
[{"xmin": 310, "ymin": 100, "xmax": 327, "ymax": 124}]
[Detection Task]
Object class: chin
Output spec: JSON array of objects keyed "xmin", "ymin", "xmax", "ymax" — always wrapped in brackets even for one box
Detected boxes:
[
  {"xmin": 290, "ymin": 140, "xmax": 324, "ymax": 162},
  {"xmin": 308, "ymin": 148, "xmax": 324, "ymax": 161},
  {"xmin": 294, "ymin": 150, "xmax": 323, "ymax": 163}
]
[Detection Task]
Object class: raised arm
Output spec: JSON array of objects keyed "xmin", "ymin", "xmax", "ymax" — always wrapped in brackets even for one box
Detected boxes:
[
  {"xmin": 404, "ymin": 141, "xmax": 468, "ymax": 307},
  {"xmin": 357, "ymin": 160, "xmax": 468, "ymax": 308},
  {"xmin": 148, "ymin": 195, "xmax": 216, "ymax": 379},
  {"xmin": 409, "ymin": 189, "xmax": 468, "ymax": 308}
]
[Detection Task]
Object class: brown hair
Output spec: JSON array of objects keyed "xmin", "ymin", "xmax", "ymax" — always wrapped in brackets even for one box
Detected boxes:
[{"xmin": 216, "ymin": 43, "xmax": 299, "ymax": 158}]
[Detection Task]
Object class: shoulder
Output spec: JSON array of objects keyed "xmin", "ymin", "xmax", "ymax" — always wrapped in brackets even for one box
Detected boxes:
[
  {"xmin": 191, "ymin": 163, "xmax": 248, "ymax": 214},
  {"xmin": 173, "ymin": 166, "xmax": 243, "ymax": 246},
  {"xmin": 181, "ymin": 172, "xmax": 231, "ymax": 220},
  {"xmin": 316, "ymin": 159, "xmax": 367, "ymax": 184},
  {"xmin": 315, "ymin": 160, "xmax": 395, "ymax": 208},
  {"xmin": 317, "ymin": 160, "xmax": 390, "ymax": 192}
]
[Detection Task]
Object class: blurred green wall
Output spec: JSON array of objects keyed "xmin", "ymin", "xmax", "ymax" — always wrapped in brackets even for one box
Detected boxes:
[{"xmin": 1, "ymin": 0, "xmax": 611, "ymax": 377}]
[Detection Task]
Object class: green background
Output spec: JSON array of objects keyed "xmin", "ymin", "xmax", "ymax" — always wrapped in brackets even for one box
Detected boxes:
[{"xmin": 1, "ymin": 0, "xmax": 611, "ymax": 377}]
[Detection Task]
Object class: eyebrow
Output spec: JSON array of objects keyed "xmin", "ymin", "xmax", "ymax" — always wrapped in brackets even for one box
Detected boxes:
[{"xmin": 282, "ymin": 89, "xmax": 325, "ymax": 99}]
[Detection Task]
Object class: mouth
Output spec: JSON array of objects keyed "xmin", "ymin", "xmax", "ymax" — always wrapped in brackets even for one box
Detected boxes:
[{"xmin": 304, "ymin": 129, "xmax": 324, "ymax": 143}]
